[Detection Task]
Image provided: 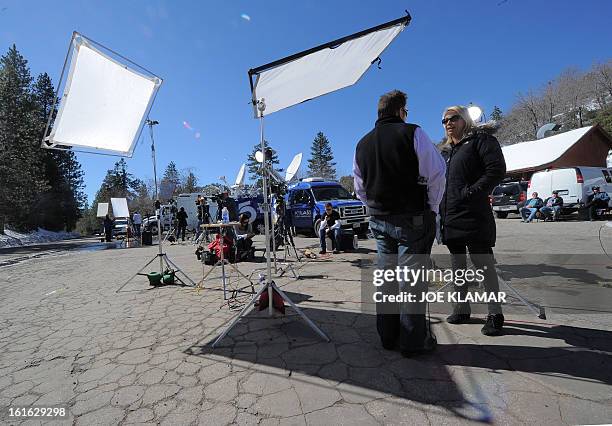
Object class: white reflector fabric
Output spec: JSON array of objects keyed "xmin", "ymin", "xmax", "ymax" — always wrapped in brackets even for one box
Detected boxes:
[
  {"xmin": 252, "ymin": 23, "xmax": 404, "ymax": 117},
  {"xmin": 49, "ymin": 37, "xmax": 160, "ymax": 156},
  {"xmin": 96, "ymin": 203, "xmax": 109, "ymax": 217},
  {"xmin": 110, "ymin": 198, "xmax": 130, "ymax": 218}
]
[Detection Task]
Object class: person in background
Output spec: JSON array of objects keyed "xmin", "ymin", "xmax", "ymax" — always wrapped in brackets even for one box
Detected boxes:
[
  {"xmin": 584, "ymin": 186, "xmax": 610, "ymax": 221},
  {"xmin": 318, "ymin": 203, "xmax": 341, "ymax": 254},
  {"xmin": 440, "ymin": 105, "xmax": 506, "ymax": 336},
  {"xmin": 132, "ymin": 210, "xmax": 142, "ymax": 237},
  {"xmin": 540, "ymin": 191, "xmax": 564, "ymax": 221},
  {"xmin": 176, "ymin": 207, "xmax": 188, "ymax": 242},
  {"xmin": 194, "ymin": 195, "xmax": 208, "ymax": 242},
  {"xmin": 234, "ymin": 213, "xmax": 255, "ymax": 260},
  {"xmin": 520, "ymin": 192, "xmax": 544, "ymax": 222},
  {"xmin": 354, "ymin": 89, "xmax": 445, "ymax": 356},
  {"xmin": 103, "ymin": 214, "xmax": 114, "ymax": 242},
  {"xmin": 218, "ymin": 191, "xmax": 239, "ymax": 222}
]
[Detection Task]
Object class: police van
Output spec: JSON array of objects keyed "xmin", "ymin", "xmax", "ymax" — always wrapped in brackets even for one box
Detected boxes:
[{"xmin": 285, "ymin": 178, "xmax": 370, "ymax": 236}]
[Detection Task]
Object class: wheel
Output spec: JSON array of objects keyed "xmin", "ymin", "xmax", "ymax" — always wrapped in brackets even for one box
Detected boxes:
[
  {"xmin": 313, "ymin": 218, "xmax": 322, "ymax": 236},
  {"xmin": 495, "ymin": 211, "xmax": 508, "ymax": 219},
  {"xmin": 149, "ymin": 225, "xmax": 158, "ymax": 234}
]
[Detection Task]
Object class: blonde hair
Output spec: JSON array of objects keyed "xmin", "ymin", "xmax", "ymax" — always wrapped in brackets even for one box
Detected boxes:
[{"xmin": 441, "ymin": 105, "xmax": 474, "ymax": 147}]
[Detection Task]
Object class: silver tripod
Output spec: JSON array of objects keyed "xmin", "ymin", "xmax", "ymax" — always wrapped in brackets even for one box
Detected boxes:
[
  {"xmin": 117, "ymin": 119, "xmax": 196, "ymax": 292},
  {"xmin": 212, "ymin": 100, "xmax": 329, "ymax": 347}
]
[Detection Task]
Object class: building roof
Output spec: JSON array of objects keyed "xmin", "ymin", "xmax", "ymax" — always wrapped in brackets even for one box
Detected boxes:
[{"xmin": 502, "ymin": 126, "xmax": 594, "ymax": 173}]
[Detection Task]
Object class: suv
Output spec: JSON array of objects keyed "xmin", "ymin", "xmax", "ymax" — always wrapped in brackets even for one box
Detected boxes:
[
  {"xmin": 285, "ymin": 178, "xmax": 370, "ymax": 236},
  {"xmin": 491, "ymin": 181, "xmax": 528, "ymax": 218}
]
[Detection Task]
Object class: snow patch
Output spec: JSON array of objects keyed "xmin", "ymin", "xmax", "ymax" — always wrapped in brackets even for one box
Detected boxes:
[{"xmin": 0, "ymin": 228, "xmax": 80, "ymax": 249}]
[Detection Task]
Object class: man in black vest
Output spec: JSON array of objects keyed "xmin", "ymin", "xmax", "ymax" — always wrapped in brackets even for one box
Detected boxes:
[{"xmin": 353, "ymin": 90, "xmax": 446, "ymax": 357}]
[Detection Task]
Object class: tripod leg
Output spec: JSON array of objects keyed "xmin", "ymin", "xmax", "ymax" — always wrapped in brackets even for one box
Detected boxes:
[
  {"xmin": 271, "ymin": 282, "xmax": 329, "ymax": 342},
  {"xmin": 212, "ymin": 283, "xmax": 269, "ymax": 348},
  {"xmin": 498, "ymin": 271, "xmax": 546, "ymax": 319},
  {"xmin": 226, "ymin": 262, "xmax": 255, "ymax": 286},
  {"xmin": 116, "ymin": 255, "xmax": 158, "ymax": 293},
  {"xmin": 164, "ymin": 255, "xmax": 197, "ymax": 286}
]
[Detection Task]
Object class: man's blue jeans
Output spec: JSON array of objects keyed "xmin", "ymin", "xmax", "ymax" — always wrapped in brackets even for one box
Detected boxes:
[
  {"xmin": 369, "ymin": 212, "xmax": 435, "ymax": 352},
  {"xmin": 520, "ymin": 207, "xmax": 538, "ymax": 222},
  {"xmin": 540, "ymin": 206, "xmax": 561, "ymax": 220},
  {"xmin": 319, "ymin": 227, "xmax": 341, "ymax": 251}
]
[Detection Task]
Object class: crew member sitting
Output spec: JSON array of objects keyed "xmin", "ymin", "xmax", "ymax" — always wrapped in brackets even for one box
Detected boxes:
[
  {"xmin": 540, "ymin": 191, "xmax": 563, "ymax": 221},
  {"xmin": 584, "ymin": 186, "xmax": 610, "ymax": 221},
  {"xmin": 234, "ymin": 213, "xmax": 256, "ymax": 261},
  {"xmin": 520, "ymin": 192, "xmax": 543, "ymax": 222},
  {"xmin": 319, "ymin": 203, "xmax": 341, "ymax": 254}
]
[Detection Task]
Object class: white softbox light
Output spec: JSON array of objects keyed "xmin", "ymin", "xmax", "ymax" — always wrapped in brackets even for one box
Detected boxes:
[
  {"xmin": 249, "ymin": 15, "xmax": 410, "ymax": 117},
  {"xmin": 96, "ymin": 203, "xmax": 109, "ymax": 218},
  {"xmin": 42, "ymin": 32, "xmax": 162, "ymax": 157},
  {"xmin": 110, "ymin": 198, "xmax": 130, "ymax": 218}
]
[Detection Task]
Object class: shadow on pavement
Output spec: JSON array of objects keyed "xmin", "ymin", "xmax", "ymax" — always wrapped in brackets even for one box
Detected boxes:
[{"xmin": 183, "ymin": 297, "xmax": 612, "ymax": 423}]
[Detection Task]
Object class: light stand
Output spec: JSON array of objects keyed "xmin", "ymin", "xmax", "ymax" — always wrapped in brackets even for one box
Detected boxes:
[
  {"xmin": 116, "ymin": 119, "xmax": 196, "ymax": 292},
  {"xmin": 212, "ymin": 101, "xmax": 329, "ymax": 347}
]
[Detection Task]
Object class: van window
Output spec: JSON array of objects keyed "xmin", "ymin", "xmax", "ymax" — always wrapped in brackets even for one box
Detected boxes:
[{"xmin": 602, "ymin": 170, "xmax": 612, "ymax": 184}]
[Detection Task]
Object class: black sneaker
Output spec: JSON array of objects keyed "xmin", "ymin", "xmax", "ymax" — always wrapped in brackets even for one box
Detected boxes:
[
  {"xmin": 319, "ymin": 250, "xmax": 326, "ymax": 254},
  {"xmin": 446, "ymin": 313, "xmax": 471, "ymax": 324},
  {"xmin": 333, "ymin": 249, "xmax": 340, "ymax": 254},
  {"xmin": 481, "ymin": 314, "xmax": 504, "ymax": 336}
]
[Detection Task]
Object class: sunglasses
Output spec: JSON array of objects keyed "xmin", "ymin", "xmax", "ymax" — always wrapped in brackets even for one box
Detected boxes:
[{"xmin": 442, "ymin": 114, "xmax": 462, "ymax": 125}]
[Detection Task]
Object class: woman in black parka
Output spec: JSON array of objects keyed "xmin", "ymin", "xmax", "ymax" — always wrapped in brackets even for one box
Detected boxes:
[{"xmin": 439, "ymin": 105, "xmax": 507, "ymax": 336}]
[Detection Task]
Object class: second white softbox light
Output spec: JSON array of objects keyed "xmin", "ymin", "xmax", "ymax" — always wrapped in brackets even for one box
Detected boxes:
[
  {"xmin": 43, "ymin": 32, "xmax": 162, "ymax": 157},
  {"xmin": 249, "ymin": 15, "xmax": 410, "ymax": 117}
]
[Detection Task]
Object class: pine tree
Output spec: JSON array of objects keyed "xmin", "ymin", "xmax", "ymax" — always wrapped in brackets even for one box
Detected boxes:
[
  {"xmin": 181, "ymin": 171, "xmax": 199, "ymax": 193},
  {"xmin": 160, "ymin": 161, "xmax": 180, "ymax": 197},
  {"xmin": 307, "ymin": 132, "xmax": 336, "ymax": 179},
  {"xmin": 0, "ymin": 45, "xmax": 47, "ymax": 231},
  {"xmin": 93, "ymin": 159, "xmax": 141, "ymax": 208},
  {"xmin": 32, "ymin": 72, "xmax": 86, "ymax": 231},
  {"xmin": 490, "ymin": 106, "xmax": 503, "ymax": 122},
  {"xmin": 246, "ymin": 140, "xmax": 279, "ymax": 187}
]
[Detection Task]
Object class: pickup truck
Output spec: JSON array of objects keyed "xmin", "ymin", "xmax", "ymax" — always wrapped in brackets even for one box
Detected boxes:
[{"xmin": 285, "ymin": 178, "xmax": 370, "ymax": 236}]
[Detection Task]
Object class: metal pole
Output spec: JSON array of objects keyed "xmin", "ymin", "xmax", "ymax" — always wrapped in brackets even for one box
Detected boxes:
[
  {"xmin": 258, "ymin": 106, "xmax": 274, "ymax": 317},
  {"xmin": 148, "ymin": 120, "xmax": 164, "ymax": 273}
]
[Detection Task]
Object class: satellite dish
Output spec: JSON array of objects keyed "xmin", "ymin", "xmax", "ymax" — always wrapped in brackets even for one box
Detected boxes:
[
  {"xmin": 536, "ymin": 123, "xmax": 561, "ymax": 139},
  {"xmin": 255, "ymin": 151, "xmax": 264, "ymax": 163},
  {"xmin": 285, "ymin": 153, "xmax": 302, "ymax": 182},
  {"xmin": 233, "ymin": 164, "xmax": 246, "ymax": 187}
]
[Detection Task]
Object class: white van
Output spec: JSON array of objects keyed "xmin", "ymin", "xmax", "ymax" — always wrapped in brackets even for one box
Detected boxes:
[{"xmin": 528, "ymin": 167, "xmax": 612, "ymax": 212}]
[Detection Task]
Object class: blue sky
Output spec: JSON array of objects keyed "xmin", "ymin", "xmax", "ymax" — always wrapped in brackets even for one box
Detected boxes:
[{"xmin": 2, "ymin": 0, "xmax": 611, "ymax": 203}]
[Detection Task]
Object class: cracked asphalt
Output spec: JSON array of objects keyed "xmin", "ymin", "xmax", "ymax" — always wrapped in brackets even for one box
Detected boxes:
[{"xmin": 0, "ymin": 218, "xmax": 611, "ymax": 425}]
